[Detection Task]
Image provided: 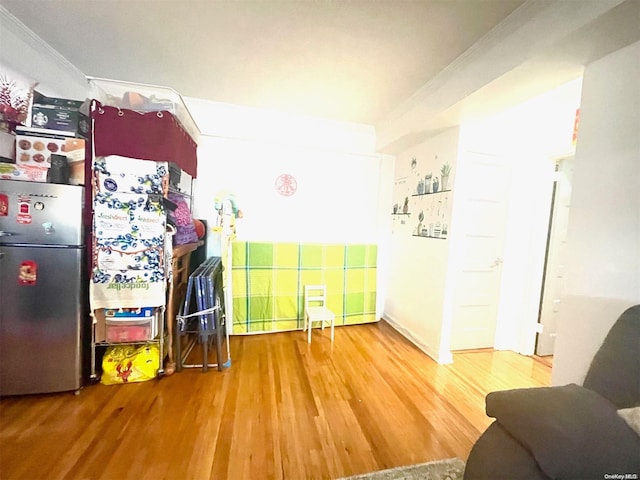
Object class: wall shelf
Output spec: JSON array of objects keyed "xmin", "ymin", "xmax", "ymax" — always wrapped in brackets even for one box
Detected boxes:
[
  {"xmin": 391, "ymin": 212, "xmax": 411, "ymax": 216},
  {"xmin": 412, "ymin": 234, "xmax": 447, "ymax": 240},
  {"xmin": 411, "ymin": 189, "xmax": 452, "ymax": 197}
]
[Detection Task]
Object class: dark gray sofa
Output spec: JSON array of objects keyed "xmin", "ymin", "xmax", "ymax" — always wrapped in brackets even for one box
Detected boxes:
[{"xmin": 464, "ymin": 305, "xmax": 640, "ymax": 480}]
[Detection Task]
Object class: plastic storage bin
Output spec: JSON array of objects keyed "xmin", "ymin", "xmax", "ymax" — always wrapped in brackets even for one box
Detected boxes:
[
  {"xmin": 105, "ymin": 317, "xmax": 154, "ymax": 343},
  {"xmin": 86, "ymin": 77, "xmax": 200, "ymax": 144}
]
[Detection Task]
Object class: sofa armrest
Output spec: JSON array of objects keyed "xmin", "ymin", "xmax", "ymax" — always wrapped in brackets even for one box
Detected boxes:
[
  {"xmin": 464, "ymin": 422, "xmax": 549, "ymax": 480},
  {"xmin": 486, "ymin": 383, "xmax": 640, "ymax": 480}
]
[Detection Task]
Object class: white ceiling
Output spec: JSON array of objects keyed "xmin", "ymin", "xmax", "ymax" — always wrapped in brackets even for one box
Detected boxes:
[{"xmin": 1, "ymin": 0, "xmax": 526, "ymax": 125}]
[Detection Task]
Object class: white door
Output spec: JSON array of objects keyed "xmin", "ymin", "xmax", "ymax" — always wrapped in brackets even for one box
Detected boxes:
[{"xmin": 449, "ymin": 152, "xmax": 511, "ymax": 351}]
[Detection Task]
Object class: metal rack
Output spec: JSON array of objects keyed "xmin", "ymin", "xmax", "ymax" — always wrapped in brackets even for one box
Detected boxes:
[
  {"xmin": 175, "ymin": 257, "xmax": 230, "ymax": 372},
  {"xmin": 90, "ymin": 307, "xmax": 166, "ymax": 380}
]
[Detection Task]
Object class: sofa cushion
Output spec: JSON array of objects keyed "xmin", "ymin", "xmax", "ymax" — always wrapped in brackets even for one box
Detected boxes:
[
  {"xmin": 463, "ymin": 422, "xmax": 549, "ymax": 480},
  {"xmin": 583, "ymin": 304, "xmax": 640, "ymax": 408},
  {"xmin": 485, "ymin": 383, "xmax": 640, "ymax": 480}
]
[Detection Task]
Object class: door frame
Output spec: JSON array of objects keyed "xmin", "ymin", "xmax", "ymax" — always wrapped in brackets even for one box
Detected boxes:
[{"xmin": 535, "ymin": 155, "xmax": 574, "ymax": 356}]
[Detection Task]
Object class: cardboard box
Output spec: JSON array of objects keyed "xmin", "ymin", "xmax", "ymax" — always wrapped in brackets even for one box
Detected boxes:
[
  {"xmin": 94, "ymin": 155, "xmax": 164, "ymax": 193},
  {"xmin": 0, "ymin": 162, "xmax": 48, "ymax": 182},
  {"xmin": 16, "ymin": 130, "xmax": 84, "ymax": 170},
  {"xmin": 28, "ymin": 91, "xmax": 90, "ymax": 138}
]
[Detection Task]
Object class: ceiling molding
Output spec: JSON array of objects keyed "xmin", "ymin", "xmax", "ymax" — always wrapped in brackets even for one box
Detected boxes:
[{"xmin": 0, "ymin": 6, "xmax": 86, "ymax": 83}]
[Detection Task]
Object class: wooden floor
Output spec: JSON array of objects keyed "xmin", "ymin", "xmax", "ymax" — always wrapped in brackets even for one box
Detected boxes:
[{"xmin": 0, "ymin": 320, "xmax": 550, "ymax": 480}]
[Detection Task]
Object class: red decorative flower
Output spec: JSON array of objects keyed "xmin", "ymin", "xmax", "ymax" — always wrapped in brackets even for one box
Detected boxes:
[{"xmin": 0, "ymin": 74, "xmax": 35, "ymax": 126}]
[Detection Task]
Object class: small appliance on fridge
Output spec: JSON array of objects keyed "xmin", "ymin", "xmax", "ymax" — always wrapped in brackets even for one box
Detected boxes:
[{"xmin": 0, "ymin": 179, "xmax": 87, "ymax": 395}]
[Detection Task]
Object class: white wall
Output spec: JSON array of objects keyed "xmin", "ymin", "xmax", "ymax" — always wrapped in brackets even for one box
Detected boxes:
[
  {"xmin": 552, "ymin": 41, "xmax": 640, "ymax": 386},
  {"xmin": 190, "ymin": 135, "xmax": 387, "ymax": 245},
  {"xmin": 383, "ymin": 127, "xmax": 459, "ymax": 362},
  {"xmin": 186, "ymin": 98, "xmax": 387, "ymax": 245}
]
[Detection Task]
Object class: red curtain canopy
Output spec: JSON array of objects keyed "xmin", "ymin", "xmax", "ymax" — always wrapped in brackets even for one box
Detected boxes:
[{"xmin": 91, "ymin": 100, "xmax": 197, "ymax": 178}]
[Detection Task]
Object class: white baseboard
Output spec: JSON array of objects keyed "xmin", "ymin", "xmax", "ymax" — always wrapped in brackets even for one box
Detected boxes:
[{"xmin": 382, "ymin": 314, "xmax": 452, "ymax": 364}]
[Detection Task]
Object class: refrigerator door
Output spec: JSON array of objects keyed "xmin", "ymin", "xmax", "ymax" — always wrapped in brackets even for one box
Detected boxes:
[
  {"xmin": 0, "ymin": 244, "xmax": 85, "ymax": 395},
  {"xmin": 0, "ymin": 179, "xmax": 84, "ymax": 247}
]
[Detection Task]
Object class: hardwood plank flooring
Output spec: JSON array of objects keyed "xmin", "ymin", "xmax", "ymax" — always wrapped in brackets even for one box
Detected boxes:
[{"xmin": 0, "ymin": 320, "xmax": 550, "ymax": 480}]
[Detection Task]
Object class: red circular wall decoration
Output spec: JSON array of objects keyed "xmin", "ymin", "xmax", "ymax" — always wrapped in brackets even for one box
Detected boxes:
[{"xmin": 275, "ymin": 173, "xmax": 297, "ymax": 196}]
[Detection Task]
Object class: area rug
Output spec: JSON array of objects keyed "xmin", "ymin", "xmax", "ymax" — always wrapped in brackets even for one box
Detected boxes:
[{"xmin": 339, "ymin": 457, "xmax": 465, "ymax": 480}]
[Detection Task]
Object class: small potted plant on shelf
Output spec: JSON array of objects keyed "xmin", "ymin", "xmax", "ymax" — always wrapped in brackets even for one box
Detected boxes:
[{"xmin": 440, "ymin": 163, "xmax": 452, "ymax": 190}]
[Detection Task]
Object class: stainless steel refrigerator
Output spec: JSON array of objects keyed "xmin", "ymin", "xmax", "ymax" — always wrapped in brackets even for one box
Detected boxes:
[{"xmin": 0, "ymin": 179, "xmax": 86, "ymax": 395}]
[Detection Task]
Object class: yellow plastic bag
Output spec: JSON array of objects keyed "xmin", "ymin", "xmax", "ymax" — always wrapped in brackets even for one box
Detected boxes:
[{"xmin": 101, "ymin": 344, "xmax": 160, "ymax": 385}]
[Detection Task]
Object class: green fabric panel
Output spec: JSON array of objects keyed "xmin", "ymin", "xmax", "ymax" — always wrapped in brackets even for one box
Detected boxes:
[
  {"xmin": 345, "ymin": 292, "xmax": 365, "ymax": 314},
  {"xmin": 233, "ymin": 297, "xmax": 247, "ymax": 321},
  {"xmin": 247, "ymin": 269, "xmax": 273, "ymax": 295},
  {"xmin": 347, "ymin": 312, "xmax": 377, "ymax": 324},
  {"xmin": 365, "ymin": 244, "xmax": 378, "ymax": 267},
  {"xmin": 233, "ymin": 322, "xmax": 248, "ymax": 334},
  {"xmin": 364, "ymin": 292, "xmax": 377, "ymax": 312},
  {"xmin": 365, "ymin": 268, "xmax": 377, "ymax": 286},
  {"xmin": 249, "ymin": 296, "xmax": 273, "ymax": 320},
  {"xmin": 299, "ymin": 269, "xmax": 324, "ymax": 287},
  {"xmin": 247, "ymin": 242, "xmax": 274, "ymax": 267},
  {"xmin": 274, "ymin": 295, "xmax": 298, "ymax": 320},
  {"xmin": 326, "ymin": 293, "xmax": 344, "ymax": 314},
  {"xmin": 231, "ymin": 241, "xmax": 377, "ymax": 333},
  {"xmin": 273, "ymin": 269, "xmax": 299, "ymax": 295},
  {"xmin": 274, "ymin": 242, "xmax": 299, "ymax": 268},
  {"xmin": 232, "ymin": 241, "xmax": 247, "ymax": 267},
  {"xmin": 231, "ymin": 268, "xmax": 247, "ymax": 297},
  {"xmin": 276, "ymin": 320, "xmax": 299, "ymax": 331},
  {"xmin": 346, "ymin": 244, "xmax": 366, "ymax": 267},
  {"xmin": 346, "ymin": 269, "xmax": 366, "ymax": 291},
  {"xmin": 325, "ymin": 244, "xmax": 345, "ymax": 267},
  {"xmin": 300, "ymin": 244, "xmax": 324, "ymax": 268},
  {"xmin": 325, "ymin": 269, "xmax": 345, "ymax": 292}
]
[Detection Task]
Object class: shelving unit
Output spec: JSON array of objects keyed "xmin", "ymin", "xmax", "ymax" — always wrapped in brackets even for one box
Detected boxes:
[
  {"xmin": 411, "ymin": 189, "xmax": 452, "ymax": 197},
  {"xmin": 86, "ymin": 78, "xmax": 200, "ymax": 382},
  {"xmin": 412, "ymin": 234, "xmax": 447, "ymax": 239},
  {"xmin": 90, "ymin": 308, "xmax": 166, "ymax": 380},
  {"xmin": 392, "ymin": 157, "xmax": 454, "ymax": 240},
  {"xmin": 410, "ymin": 188, "xmax": 451, "ymax": 240}
]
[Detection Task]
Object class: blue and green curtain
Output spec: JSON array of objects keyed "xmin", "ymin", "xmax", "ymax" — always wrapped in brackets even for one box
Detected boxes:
[{"xmin": 231, "ymin": 241, "xmax": 377, "ymax": 333}]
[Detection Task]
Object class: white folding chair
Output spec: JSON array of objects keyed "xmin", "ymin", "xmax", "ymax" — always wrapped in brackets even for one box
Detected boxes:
[{"xmin": 303, "ymin": 285, "xmax": 335, "ymax": 343}]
